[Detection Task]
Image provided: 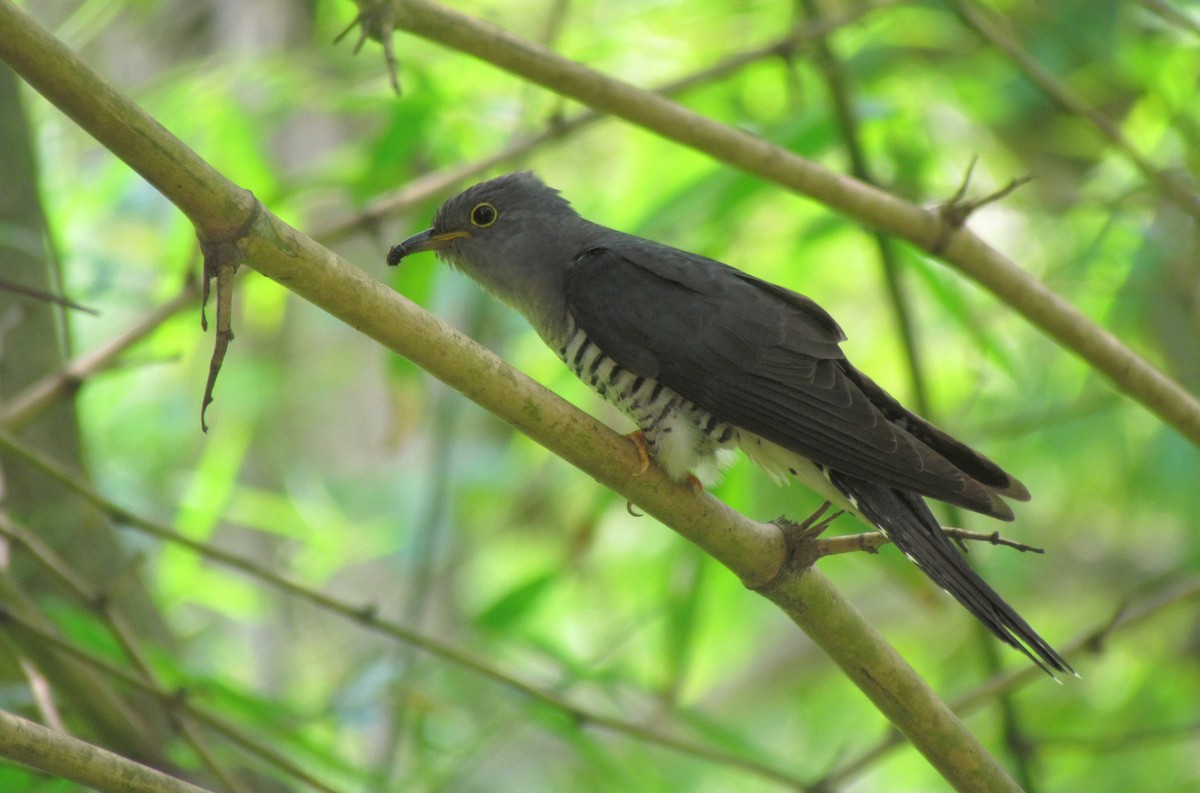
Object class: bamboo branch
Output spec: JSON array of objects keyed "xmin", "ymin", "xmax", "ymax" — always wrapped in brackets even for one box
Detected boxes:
[{"xmin": 0, "ymin": 708, "xmax": 215, "ymax": 793}]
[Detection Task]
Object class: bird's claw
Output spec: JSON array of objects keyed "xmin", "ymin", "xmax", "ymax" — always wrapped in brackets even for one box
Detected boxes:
[
  {"xmin": 626, "ymin": 430, "xmax": 651, "ymax": 476},
  {"xmin": 773, "ymin": 501, "xmax": 844, "ymax": 545}
]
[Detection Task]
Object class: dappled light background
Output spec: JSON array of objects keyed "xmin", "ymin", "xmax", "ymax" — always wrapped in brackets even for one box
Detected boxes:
[{"xmin": 6, "ymin": 0, "xmax": 1200, "ymax": 791}]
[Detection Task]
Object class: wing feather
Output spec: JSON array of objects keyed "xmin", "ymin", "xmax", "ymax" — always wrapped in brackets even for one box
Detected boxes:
[{"xmin": 565, "ymin": 243, "xmax": 1026, "ymax": 518}]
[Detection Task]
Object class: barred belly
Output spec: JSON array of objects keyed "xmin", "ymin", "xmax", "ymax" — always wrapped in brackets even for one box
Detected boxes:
[{"xmin": 555, "ymin": 316, "xmax": 739, "ymax": 485}]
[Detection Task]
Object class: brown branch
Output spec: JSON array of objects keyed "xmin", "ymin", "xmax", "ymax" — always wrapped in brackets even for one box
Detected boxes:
[
  {"xmin": 934, "ymin": 164, "xmax": 1033, "ymax": 249},
  {"xmin": 335, "ymin": 0, "xmax": 401, "ymax": 93}
]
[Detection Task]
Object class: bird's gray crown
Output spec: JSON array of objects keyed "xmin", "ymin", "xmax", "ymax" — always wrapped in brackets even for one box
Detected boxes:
[{"xmin": 431, "ymin": 171, "xmax": 579, "ymax": 235}]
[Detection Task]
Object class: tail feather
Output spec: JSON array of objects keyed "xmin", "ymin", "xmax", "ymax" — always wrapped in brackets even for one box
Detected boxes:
[{"xmin": 828, "ymin": 471, "xmax": 1072, "ymax": 676}]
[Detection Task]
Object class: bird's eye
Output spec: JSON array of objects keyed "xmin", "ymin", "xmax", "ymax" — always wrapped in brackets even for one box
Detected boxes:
[{"xmin": 470, "ymin": 203, "xmax": 498, "ymax": 227}]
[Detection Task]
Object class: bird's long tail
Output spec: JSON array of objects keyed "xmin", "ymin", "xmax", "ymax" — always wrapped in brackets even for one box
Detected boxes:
[{"xmin": 827, "ymin": 472, "xmax": 1072, "ymax": 676}]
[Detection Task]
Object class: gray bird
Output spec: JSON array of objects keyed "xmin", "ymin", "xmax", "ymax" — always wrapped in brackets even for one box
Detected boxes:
[{"xmin": 387, "ymin": 171, "xmax": 1070, "ymax": 675}]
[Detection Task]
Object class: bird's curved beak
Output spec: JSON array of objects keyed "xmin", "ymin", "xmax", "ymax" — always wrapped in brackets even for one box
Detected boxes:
[{"xmin": 386, "ymin": 228, "xmax": 471, "ymax": 266}]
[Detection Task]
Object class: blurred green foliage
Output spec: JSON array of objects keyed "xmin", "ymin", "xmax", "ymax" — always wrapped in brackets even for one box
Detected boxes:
[{"xmin": 6, "ymin": 0, "xmax": 1200, "ymax": 790}]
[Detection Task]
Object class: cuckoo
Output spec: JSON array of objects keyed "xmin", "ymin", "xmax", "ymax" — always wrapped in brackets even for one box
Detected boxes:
[{"xmin": 387, "ymin": 171, "xmax": 1070, "ymax": 675}]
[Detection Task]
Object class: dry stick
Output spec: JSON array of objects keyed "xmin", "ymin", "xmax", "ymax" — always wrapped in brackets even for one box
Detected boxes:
[
  {"xmin": 0, "ymin": 6, "xmax": 1034, "ymax": 791},
  {"xmin": 951, "ymin": 0, "xmax": 1200, "ymax": 221},
  {"xmin": 0, "ymin": 429, "xmax": 809, "ymax": 791},
  {"xmin": 378, "ymin": 0, "xmax": 1200, "ymax": 451},
  {"xmin": 17, "ymin": 656, "xmax": 64, "ymax": 733},
  {"xmin": 0, "ymin": 275, "xmax": 98, "ymax": 314},
  {"xmin": 0, "ymin": 707, "xmax": 216, "ymax": 793}
]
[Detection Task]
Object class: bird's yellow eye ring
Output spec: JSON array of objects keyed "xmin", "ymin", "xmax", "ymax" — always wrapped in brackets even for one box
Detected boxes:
[{"xmin": 470, "ymin": 203, "xmax": 498, "ymax": 227}]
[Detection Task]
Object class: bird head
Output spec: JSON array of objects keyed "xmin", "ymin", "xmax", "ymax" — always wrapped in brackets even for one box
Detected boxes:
[{"xmin": 387, "ymin": 171, "xmax": 586, "ymax": 330}]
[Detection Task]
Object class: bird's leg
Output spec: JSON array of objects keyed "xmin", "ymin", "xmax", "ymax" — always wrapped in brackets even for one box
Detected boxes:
[
  {"xmin": 625, "ymin": 430, "xmax": 651, "ymax": 476},
  {"xmin": 624, "ymin": 431, "xmax": 651, "ymax": 517},
  {"xmin": 624, "ymin": 429, "xmax": 704, "ymax": 492}
]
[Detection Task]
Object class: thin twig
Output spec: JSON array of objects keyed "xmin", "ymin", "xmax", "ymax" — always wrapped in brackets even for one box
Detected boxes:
[
  {"xmin": 0, "ymin": 278, "xmax": 199, "ymax": 429},
  {"xmin": 813, "ymin": 527, "xmax": 1044, "ymax": 558},
  {"xmin": 951, "ymin": 0, "xmax": 1200, "ymax": 221},
  {"xmin": 0, "ymin": 275, "xmax": 98, "ymax": 315}
]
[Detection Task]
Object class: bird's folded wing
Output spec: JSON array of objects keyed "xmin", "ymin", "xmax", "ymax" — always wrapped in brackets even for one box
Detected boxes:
[{"xmin": 564, "ymin": 243, "xmax": 1027, "ymax": 518}]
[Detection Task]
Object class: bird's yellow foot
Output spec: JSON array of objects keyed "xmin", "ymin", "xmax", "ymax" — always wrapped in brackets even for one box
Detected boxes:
[
  {"xmin": 626, "ymin": 430, "xmax": 651, "ymax": 476},
  {"xmin": 624, "ymin": 430, "xmax": 702, "ymax": 494}
]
